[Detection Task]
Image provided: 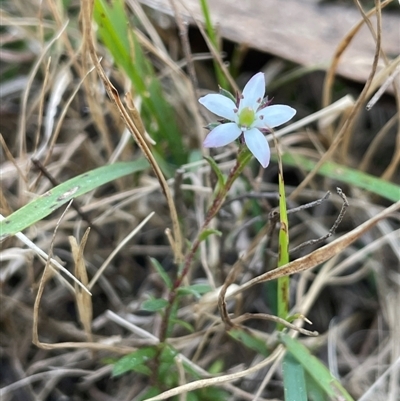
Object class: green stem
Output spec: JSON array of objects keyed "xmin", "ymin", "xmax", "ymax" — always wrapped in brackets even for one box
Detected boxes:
[
  {"xmin": 159, "ymin": 147, "xmax": 252, "ymax": 344},
  {"xmin": 277, "ymin": 172, "xmax": 290, "ymax": 329}
]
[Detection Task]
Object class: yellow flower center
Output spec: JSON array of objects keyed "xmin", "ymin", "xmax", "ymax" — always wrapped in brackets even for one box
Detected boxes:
[{"xmin": 238, "ymin": 107, "xmax": 255, "ymax": 128}]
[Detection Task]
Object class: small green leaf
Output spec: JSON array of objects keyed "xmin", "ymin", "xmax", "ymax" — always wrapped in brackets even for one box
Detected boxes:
[
  {"xmin": 169, "ymin": 318, "xmax": 194, "ymax": 333},
  {"xmin": 149, "ymin": 257, "xmax": 172, "ymax": 289},
  {"xmin": 0, "ymin": 159, "xmax": 149, "ymax": 240},
  {"xmin": 206, "ymin": 122, "xmax": 222, "ymax": 131},
  {"xmin": 141, "ymin": 298, "xmax": 169, "ymax": 312},
  {"xmin": 137, "ymin": 387, "xmax": 160, "ymax": 401},
  {"xmin": 219, "ymin": 87, "xmax": 236, "ymax": 103},
  {"xmin": 208, "ymin": 359, "xmax": 224, "ymax": 374},
  {"xmin": 198, "ymin": 228, "xmax": 222, "ymax": 243},
  {"xmin": 283, "ymin": 353, "xmax": 307, "ymax": 401},
  {"xmin": 280, "ymin": 333, "xmax": 354, "ymax": 401},
  {"xmin": 112, "ymin": 346, "xmax": 157, "ymax": 376},
  {"xmin": 159, "ymin": 345, "xmax": 179, "ymax": 363},
  {"xmin": 204, "ymin": 156, "xmax": 226, "ymax": 189},
  {"xmin": 177, "ymin": 283, "xmax": 213, "ymax": 298},
  {"xmin": 228, "ymin": 328, "xmax": 269, "ymax": 357}
]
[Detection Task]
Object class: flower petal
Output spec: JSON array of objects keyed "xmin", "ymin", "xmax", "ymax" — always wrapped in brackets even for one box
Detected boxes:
[
  {"xmin": 244, "ymin": 128, "xmax": 270, "ymax": 168},
  {"xmin": 203, "ymin": 123, "xmax": 242, "ymax": 148},
  {"xmin": 254, "ymin": 105, "xmax": 296, "ymax": 129},
  {"xmin": 239, "ymin": 72, "xmax": 265, "ymax": 111},
  {"xmin": 199, "ymin": 94, "xmax": 237, "ymax": 121}
]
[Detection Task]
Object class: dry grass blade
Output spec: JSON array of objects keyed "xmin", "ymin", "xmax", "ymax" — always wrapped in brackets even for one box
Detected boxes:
[
  {"xmin": 230, "ymin": 200, "xmax": 400, "ymax": 298},
  {"xmin": 2, "ymin": 0, "xmax": 399, "ymax": 399},
  {"xmin": 322, "ymin": 0, "xmax": 392, "ymax": 108},
  {"xmin": 80, "ymin": 0, "xmax": 183, "ymax": 263},
  {"xmin": 88, "ymin": 211, "xmax": 155, "ymax": 289},
  {"xmin": 366, "ymin": 58, "xmax": 400, "ymax": 110},
  {"xmin": 291, "ymin": 0, "xmax": 383, "ymax": 199},
  {"xmin": 0, "ymin": 213, "xmax": 91, "ymax": 294},
  {"xmin": 32, "ymin": 200, "xmax": 74, "ymax": 347},
  {"xmin": 144, "ymin": 347, "xmax": 284, "ymax": 401},
  {"xmin": 69, "ymin": 228, "xmax": 93, "ymax": 342}
]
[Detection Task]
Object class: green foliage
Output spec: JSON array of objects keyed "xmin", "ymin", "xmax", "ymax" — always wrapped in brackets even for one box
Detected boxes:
[
  {"xmin": 280, "ymin": 333, "xmax": 355, "ymax": 401},
  {"xmin": 141, "ymin": 298, "xmax": 169, "ymax": 312},
  {"xmin": 199, "ymin": 0, "xmax": 229, "ymax": 89},
  {"xmin": 177, "ymin": 283, "xmax": 213, "ymax": 298},
  {"xmin": 113, "ymin": 344, "xmax": 229, "ymax": 400},
  {"xmin": 283, "ymin": 353, "xmax": 307, "ymax": 401},
  {"xmin": 137, "ymin": 387, "xmax": 160, "ymax": 401},
  {"xmin": 169, "ymin": 318, "xmax": 194, "ymax": 333},
  {"xmin": 198, "ymin": 228, "xmax": 222, "ymax": 242},
  {"xmin": 280, "ymin": 152, "xmax": 400, "ymax": 202},
  {"xmin": 228, "ymin": 328, "xmax": 269, "ymax": 357},
  {"xmin": 93, "ymin": 0, "xmax": 187, "ymax": 171},
  {"xmin": 305, "ymin": 371, "xmax": 330, "ymax": 401},
  {"xmin": 277, "ymin": 172, "xmax": 290, "ymax": 329},
  {"xmin": 149, "ymin": 257, "xmax": 172, "ymax": 290},
  {"xmin": 112, "ymin": 346, "xmax": 157, "ymax": 376},
  {"xmin": 219, "ymin": 87, "xmax": 236, "ymax": 103},
  {"xmin": 204, "ymin": 156, "xmax": 227, "ymax": 191},
  {"xmin": 0, "ymin": 159, "xmax": 149, "ymax": 240}
]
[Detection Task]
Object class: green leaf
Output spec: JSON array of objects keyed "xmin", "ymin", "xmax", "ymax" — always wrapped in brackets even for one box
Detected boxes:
[
  {"xmin": 204, "ymin": 156, "xmax": 226, "ymax": 190},
  {"xmin": 280, "ymin": 333, "xmax": 355, "ymax": 401},
  {"xmin": 305, "ymin": 371, "xmax": 328, "ymax": 401},
  {"xmin": 137, "ymin": 387, "xmax": 160, "ymax": 401},
  {"xmin": 283, "ymin": 353, "xmax": 307, "ymax": 401},
  {"xmin": 208, "ymin": 359, "xmax": 224, "ymax": 374},
  {"xmin": 177, "ymin": 283, "xmax": 213, "ymax": 298},
  {"xmin": 0, "ymin": 159, "xmax": 149, "ymax": 240},
  {"xmin": 169, "ymin": 318, "xmax": 194, "ymax": 333},
  {"xmin": 198, "ymin": 228, "xmax": 222, "ymax": 243},
  {"xmin": 141, "ymin": 298, "xmax": 169, "ymax": 312},
  {"xmin": 280, "ymin": 152, "xmax": 400, "ymax": 202},
  {"xmin": 219, "ymin": 87, "xmax": 236, "ymax": 103},
  {"xmin": 228, "ymin": 328, "xmax": 269, "ymax": 357},
  {"xmin": 159, "ymin": 344, "xmax": 179, "ymax": 363},
  {"xmin": 112, "ymin": 346, "xmax": 157, "ymax": 376},
  {"xmin": 149, "ymin": 257, "xmax": 172, "ymax": 290}
]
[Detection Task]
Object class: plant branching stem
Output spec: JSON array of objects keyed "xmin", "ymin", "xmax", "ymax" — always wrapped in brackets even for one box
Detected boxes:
[{"xmin": 159, "ymin": 147, "xmax": 251, "ymax": 344}]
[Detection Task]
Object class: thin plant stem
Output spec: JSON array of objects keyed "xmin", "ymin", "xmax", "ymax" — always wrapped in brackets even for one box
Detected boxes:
[
  {"xmin": 277, "ymin": 172, "xmax": 290, "ymax": 329},
  {"xmin": 159, "ymin": 146, "xmax": 252, "ymax": 344}
]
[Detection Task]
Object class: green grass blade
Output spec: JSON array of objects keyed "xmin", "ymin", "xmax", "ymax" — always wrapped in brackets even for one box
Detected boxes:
[
  {"xmin": 283, "ymin": 353, "xmax": 307, "ymax": 401},
  {"xmin": 280, "ymin": 333, "xmax": 355, "ymax": 401},
  {"xmin": 112, "ymin": 346, "xmax": 157, "ymax": 376},
  {"xmin": 0, "ymin": 159, "xmax": 149, "ymax": 240},
  {"xmin": 199, "ymin": 0, "xmax": 229, "ymax": 89},
  {"xmin": 93, "ymin": 0, "xmax": 187, "ymax": 168},
  {"xmin": 280, "ymin": 153, "xmax": 400, "ymax": 202},
  {"xmin": 149, "ymin": 257, "xmax": 173, "ymax": 290},
  {"xmin": 228, "ymin": 328, "xmax": 269, "ymax": 357},
  {"xmin": 277, "ymin": 172, "xmax": 290, "ymax": 329}
]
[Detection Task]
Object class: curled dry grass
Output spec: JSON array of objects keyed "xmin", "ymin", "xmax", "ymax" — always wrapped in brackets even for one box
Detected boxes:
[{"xmin": 1, "ymin": 0, "xmax": 399, "ymax": 400}]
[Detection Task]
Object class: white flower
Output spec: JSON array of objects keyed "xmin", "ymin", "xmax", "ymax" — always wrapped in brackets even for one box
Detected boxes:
[{"xmin": 198, "ymin": 72, "xmax": 296, "ymax": 168}]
